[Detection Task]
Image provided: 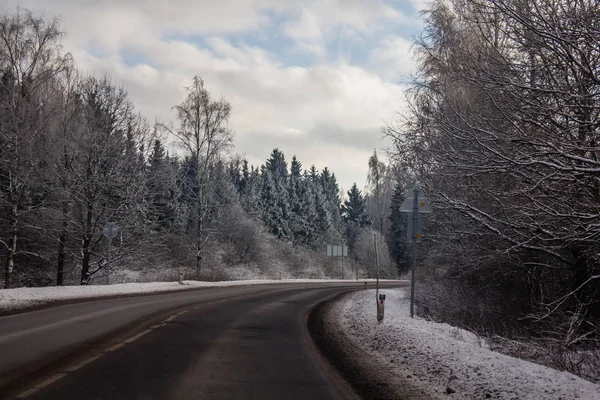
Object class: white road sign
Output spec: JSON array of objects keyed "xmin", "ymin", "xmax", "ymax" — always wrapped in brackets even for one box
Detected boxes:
[
  {"xmin": 327, "ymin": 245, "xmax": 348, "ymax": 257},
  {"xmin": 103, "ymin": 222, "xmax": 118, "ymax": 239},
  {"xmin": 407, "ymin": 214, "xmax": 423, "ymax": 242},
  {"xmin": 400, "ymin": 194, "xmax": 432, "ymax": 213}
]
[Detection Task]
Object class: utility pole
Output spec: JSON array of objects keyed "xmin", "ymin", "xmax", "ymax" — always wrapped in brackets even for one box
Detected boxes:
[
  {"xmin": 107, "ymin": 236, "xmax": 111, "ymax": 285},
  {"xmin": 410, "ymin": 185, "xmax": 418, "ymax": 318},
  {"xmin": 374, "ymin": 233, "xmax": 380, "ymax": 299},
  {"xmin": 399, "ymin": 182, "xmax": 432, "ymax": 318}
]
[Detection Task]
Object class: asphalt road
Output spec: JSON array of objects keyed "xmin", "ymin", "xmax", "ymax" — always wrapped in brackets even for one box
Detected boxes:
[{"xmin": 0, "ymin": 282, "xmax": 398, "ymax": 399}]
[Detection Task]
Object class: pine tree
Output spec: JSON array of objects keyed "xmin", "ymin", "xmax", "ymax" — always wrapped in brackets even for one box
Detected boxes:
[
  {"xmin": 266, "ymin": 148, "xmax": 288, "ymax": 184},
  {"xmin": 319, "ymin": 168, "xmax": 342, "ymax": 237},
  {"xmin": 239, "ymin": 159, "xmax": 249, "ymax": 193},
  {"xmin": 294, "ymin": 176, "xmax": 318, "ymax": 246},
  {"xmin": 388, "ymin": 181, "xmax": 410, "ymax": 275},
  {"xmin": 314, "ymin": 188, "xmax": 331, "ymax": 240},
  {"xmin": 259, "ymin": 169, "xmax": 291, "ymax": 240},
  {"xmin": 341, "ymin": 183, "xmax": 370, "ymax": 226},
  {"xmin": 308, "ymin": 165, "xmax": 318, "ymax": 182},
  {"xmin": 290, "ymin": 155, "xmax": 302, "ymax": 180},
  {"xmin": 147, "ymin": 139, "xmax": 175, "ymax": 230},
  {"xmin": 341, "ymin": 183, "xmax": 370, "ymax": 251},
  {"xmin": 288, "ymin": 156, "xmax": 304, "ymax": 243},
  {"xmin": 228, "ymin": 158, "xmax": 242, "ymax": 192},
  {"xmin": 241, "ymin": 166, "xmax": 261, "ymax": 215}
]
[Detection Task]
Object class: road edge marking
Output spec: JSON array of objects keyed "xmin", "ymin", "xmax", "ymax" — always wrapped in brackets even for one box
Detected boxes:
[{"xmin": 35, "ymin": 373, "xmax": 67, "ymax": 389}]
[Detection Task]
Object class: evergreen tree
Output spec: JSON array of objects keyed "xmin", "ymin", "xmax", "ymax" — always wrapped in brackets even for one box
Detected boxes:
[
  {"xmin": 241, "ymin": 166, "xmax": 261, "ymax": 215},
  {"xmin": 308, "ymin": 165, "xmax": 318, "ymax": 182},
  {"xmin": 228, "ymin": 158, "xmax": 242, "ymax": 192},
  {"xmin": 287, "ymin": 156, "xmax": 304, "ymax": 244},
  {"xmin": 265, "ymin": 148, "xmax": 287, "ymax": 184},
  {"xmin": 319, "ymin": 168, "xmax": 342, "ymax": 237},
  {"xmin": 259, "ymin": 169, "xmax": 291, "ymax": 240},
  {"xmin": 290, "ymin": 155, "xmax": 302, "ymax": 180},
  {"xmin": 341, "ymin": 183, "xmax": 370, "ymax": 226},
  {"xmin": 388, "ymin": 181, "xmax": 410, "ymax": 275},
  {"xmin": 314, "ymin": 188, "xmax": 331, "ymax": 240},
  {"xmin": 147, "ymin": 139, "xmax": 177, "ymax": 230},
  {"xmin": 294, "ymin": 176, "xmax": 318, "ymax": 247},
  {"xmin": 239, "ymin": 159, "xmax": 249, "ymax": 193}
]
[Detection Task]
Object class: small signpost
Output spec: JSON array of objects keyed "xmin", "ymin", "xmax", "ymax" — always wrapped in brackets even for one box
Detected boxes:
[
  {"xmin": 327, "ymin": 244, "xmax": 348, "ymax": 279},
  {"xmin": 103, "ymin": 222, "xmax": 118, "ymax": 285},
  {"xmin": 400, "ymin": 183, "xmax": 432, "ymax": 318}
]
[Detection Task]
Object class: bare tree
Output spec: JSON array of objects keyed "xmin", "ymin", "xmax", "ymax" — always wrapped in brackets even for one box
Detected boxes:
[
  {"xmin": 0, "ymin": 9, "xmax": 71, "ymax": 287},
  {"xmin": 70, "ymin": 76, "xmax": 150, "ymax": 284},
  {"xmin": 165, "ymin": 76, "xmax": 233, "ymax": 271},
  {"xmin": 386, "ymin": 0, "xmax": 600, "ymax": 344}
]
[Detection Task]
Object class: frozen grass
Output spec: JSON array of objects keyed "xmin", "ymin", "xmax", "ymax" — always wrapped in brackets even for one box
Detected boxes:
[{"xmin": 339, "ymin": 288, "xmax": 600, "ymax": 399}]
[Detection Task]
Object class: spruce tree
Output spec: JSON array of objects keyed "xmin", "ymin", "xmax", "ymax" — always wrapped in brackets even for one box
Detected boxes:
[
  {"xmin": 388, "ymin": 182, "xmax": 410, "ymax": 274},
  {"xmin": 290, "ymin": 155, "xmax": 302, "ymax": 180},
  {"xmin": 259, "ymin": 169, "xmax": 291, "ymax": 240},
  {"xmin": 266, "ymin": 148, "xmax": 288, "ymax": 184},
  {"xmin": 341, "ymin": 183, "xmax": 370, "ymax": 226}
]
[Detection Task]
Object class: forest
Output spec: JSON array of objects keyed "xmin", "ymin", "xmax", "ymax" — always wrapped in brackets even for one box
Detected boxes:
[
  {"xmin": 0, "ymin": 8, "xmax": 404, "ymax": 290},
  {"xmin": 3, "ymin": 0, "xmax": 599, "ymax": 382},
  {"xmin": 386, "ymin": 0, "xmax": 599, "ymax": 379}
]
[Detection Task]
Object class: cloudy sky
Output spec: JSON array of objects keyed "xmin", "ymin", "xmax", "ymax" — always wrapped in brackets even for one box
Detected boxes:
[{"xmin": 3, "ymin": 0, "xmax": 425, "ymax": 192}]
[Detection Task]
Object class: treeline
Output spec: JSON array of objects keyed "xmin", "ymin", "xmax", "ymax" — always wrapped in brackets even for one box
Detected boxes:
[
  {"xmin": 0, "ymin": 9, "xmax": 403, "ymax": 288},
  {"xmin": 386, "ymin": 0, "xmax": 599, "ymax": 361}
]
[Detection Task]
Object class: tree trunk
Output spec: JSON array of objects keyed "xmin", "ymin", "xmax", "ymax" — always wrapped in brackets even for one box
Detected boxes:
[
  {"xmin": 80, "ymin": 202, "xmax": 94, "ymax": 285},
  {"xmin": 57, "ymin": 147, "xmax": 70, "ymax": 286},
  {"xmin": 5, "ymin": 209, "xmax": 17, "ymax": 289},
  {"xmin": 56, "ymin": 208, "xmax": 67, "ymax": 286},
  {"xmin": 196, "ymin": 204, "xmax": 203, "ymax": 272},
  {"xmin": 4, "ymin": 174, "xmax": 18, "ymax": 289}
]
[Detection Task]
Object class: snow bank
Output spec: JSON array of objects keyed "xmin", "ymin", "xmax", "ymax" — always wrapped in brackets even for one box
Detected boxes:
[
  {"xmin": 339, "ymin": 288, "xmax": 600, "ymax": 399},
  {"xmin": 0, "ymin": 279, "xmax": 393, "ymax": 315}
]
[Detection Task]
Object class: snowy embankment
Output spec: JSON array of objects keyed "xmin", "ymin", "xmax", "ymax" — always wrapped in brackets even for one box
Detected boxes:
[
  {"xmin": 0, "ymin": 279, "xmax": 389, "ymax": 315},
  {"xmin": 339, "ymin": 288, "xmax": 600, "ymax": 400}
]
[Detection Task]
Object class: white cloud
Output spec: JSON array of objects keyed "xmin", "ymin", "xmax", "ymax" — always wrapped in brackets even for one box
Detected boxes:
[
  {"xmin": 368, "ymin": 35, "xmax": 416, "ymax": 82},
  {"xmin": 407, "ymin": 0, "xmax": 432, "ymax": 12},
  {"xmin": 1, "ymin": 0, "xmax": 415, "ymax": 190},
  {"xmin": 281, "ymin": 0, "xmax": 405, "ymax": 57}
]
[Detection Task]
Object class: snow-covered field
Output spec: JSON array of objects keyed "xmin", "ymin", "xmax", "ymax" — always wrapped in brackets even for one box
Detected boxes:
[
  {"xmin": 0, "ymin": 279, "xmax": 389, "ymax": 315},
  {"xmin": 339, "ymin": 288, "xmax": 600, "ymax": 400}
]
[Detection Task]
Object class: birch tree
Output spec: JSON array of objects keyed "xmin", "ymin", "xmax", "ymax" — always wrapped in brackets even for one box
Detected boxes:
[{"xmin": 169, "ymin": 76, "xmax": 233, "ymax": 271}]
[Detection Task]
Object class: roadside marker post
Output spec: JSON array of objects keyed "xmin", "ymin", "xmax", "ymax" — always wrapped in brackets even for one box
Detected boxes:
[
  {"xmin": 399, "ymin": 183, "xmax": 432, "ymax": 318},
  {"xmin": 374, "ymin": 233, "xmax": 383, "ymax": 321}
]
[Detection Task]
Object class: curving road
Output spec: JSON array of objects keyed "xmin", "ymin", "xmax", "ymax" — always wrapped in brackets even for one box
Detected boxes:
[{"xmin": 0, "ymin": 282, "xmax": 399, "ymax": 399}]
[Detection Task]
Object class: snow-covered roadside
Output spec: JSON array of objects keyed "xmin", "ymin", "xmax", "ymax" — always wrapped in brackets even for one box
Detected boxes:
[
  {"xmin": 339, "ymin": 288, "xmax": 600, "ymax": 400},
  {"xmin": 0, "ymin": 279, "xmax": 392, "ymax": 315}
]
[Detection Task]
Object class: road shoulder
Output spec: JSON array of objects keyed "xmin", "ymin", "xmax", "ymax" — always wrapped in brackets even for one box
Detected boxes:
[{"xmin": 307, "ymin": 290, "xmax": 428, "ymax": 400}]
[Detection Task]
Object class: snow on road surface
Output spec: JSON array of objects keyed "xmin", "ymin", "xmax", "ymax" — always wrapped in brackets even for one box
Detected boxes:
[
  {"xmin": 339, "ymin": 288, "xmax": 600, "ymax": 400},
  {"xmin": 0, "ymin": 279, "xmax": 392, "ymax": 314}
]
